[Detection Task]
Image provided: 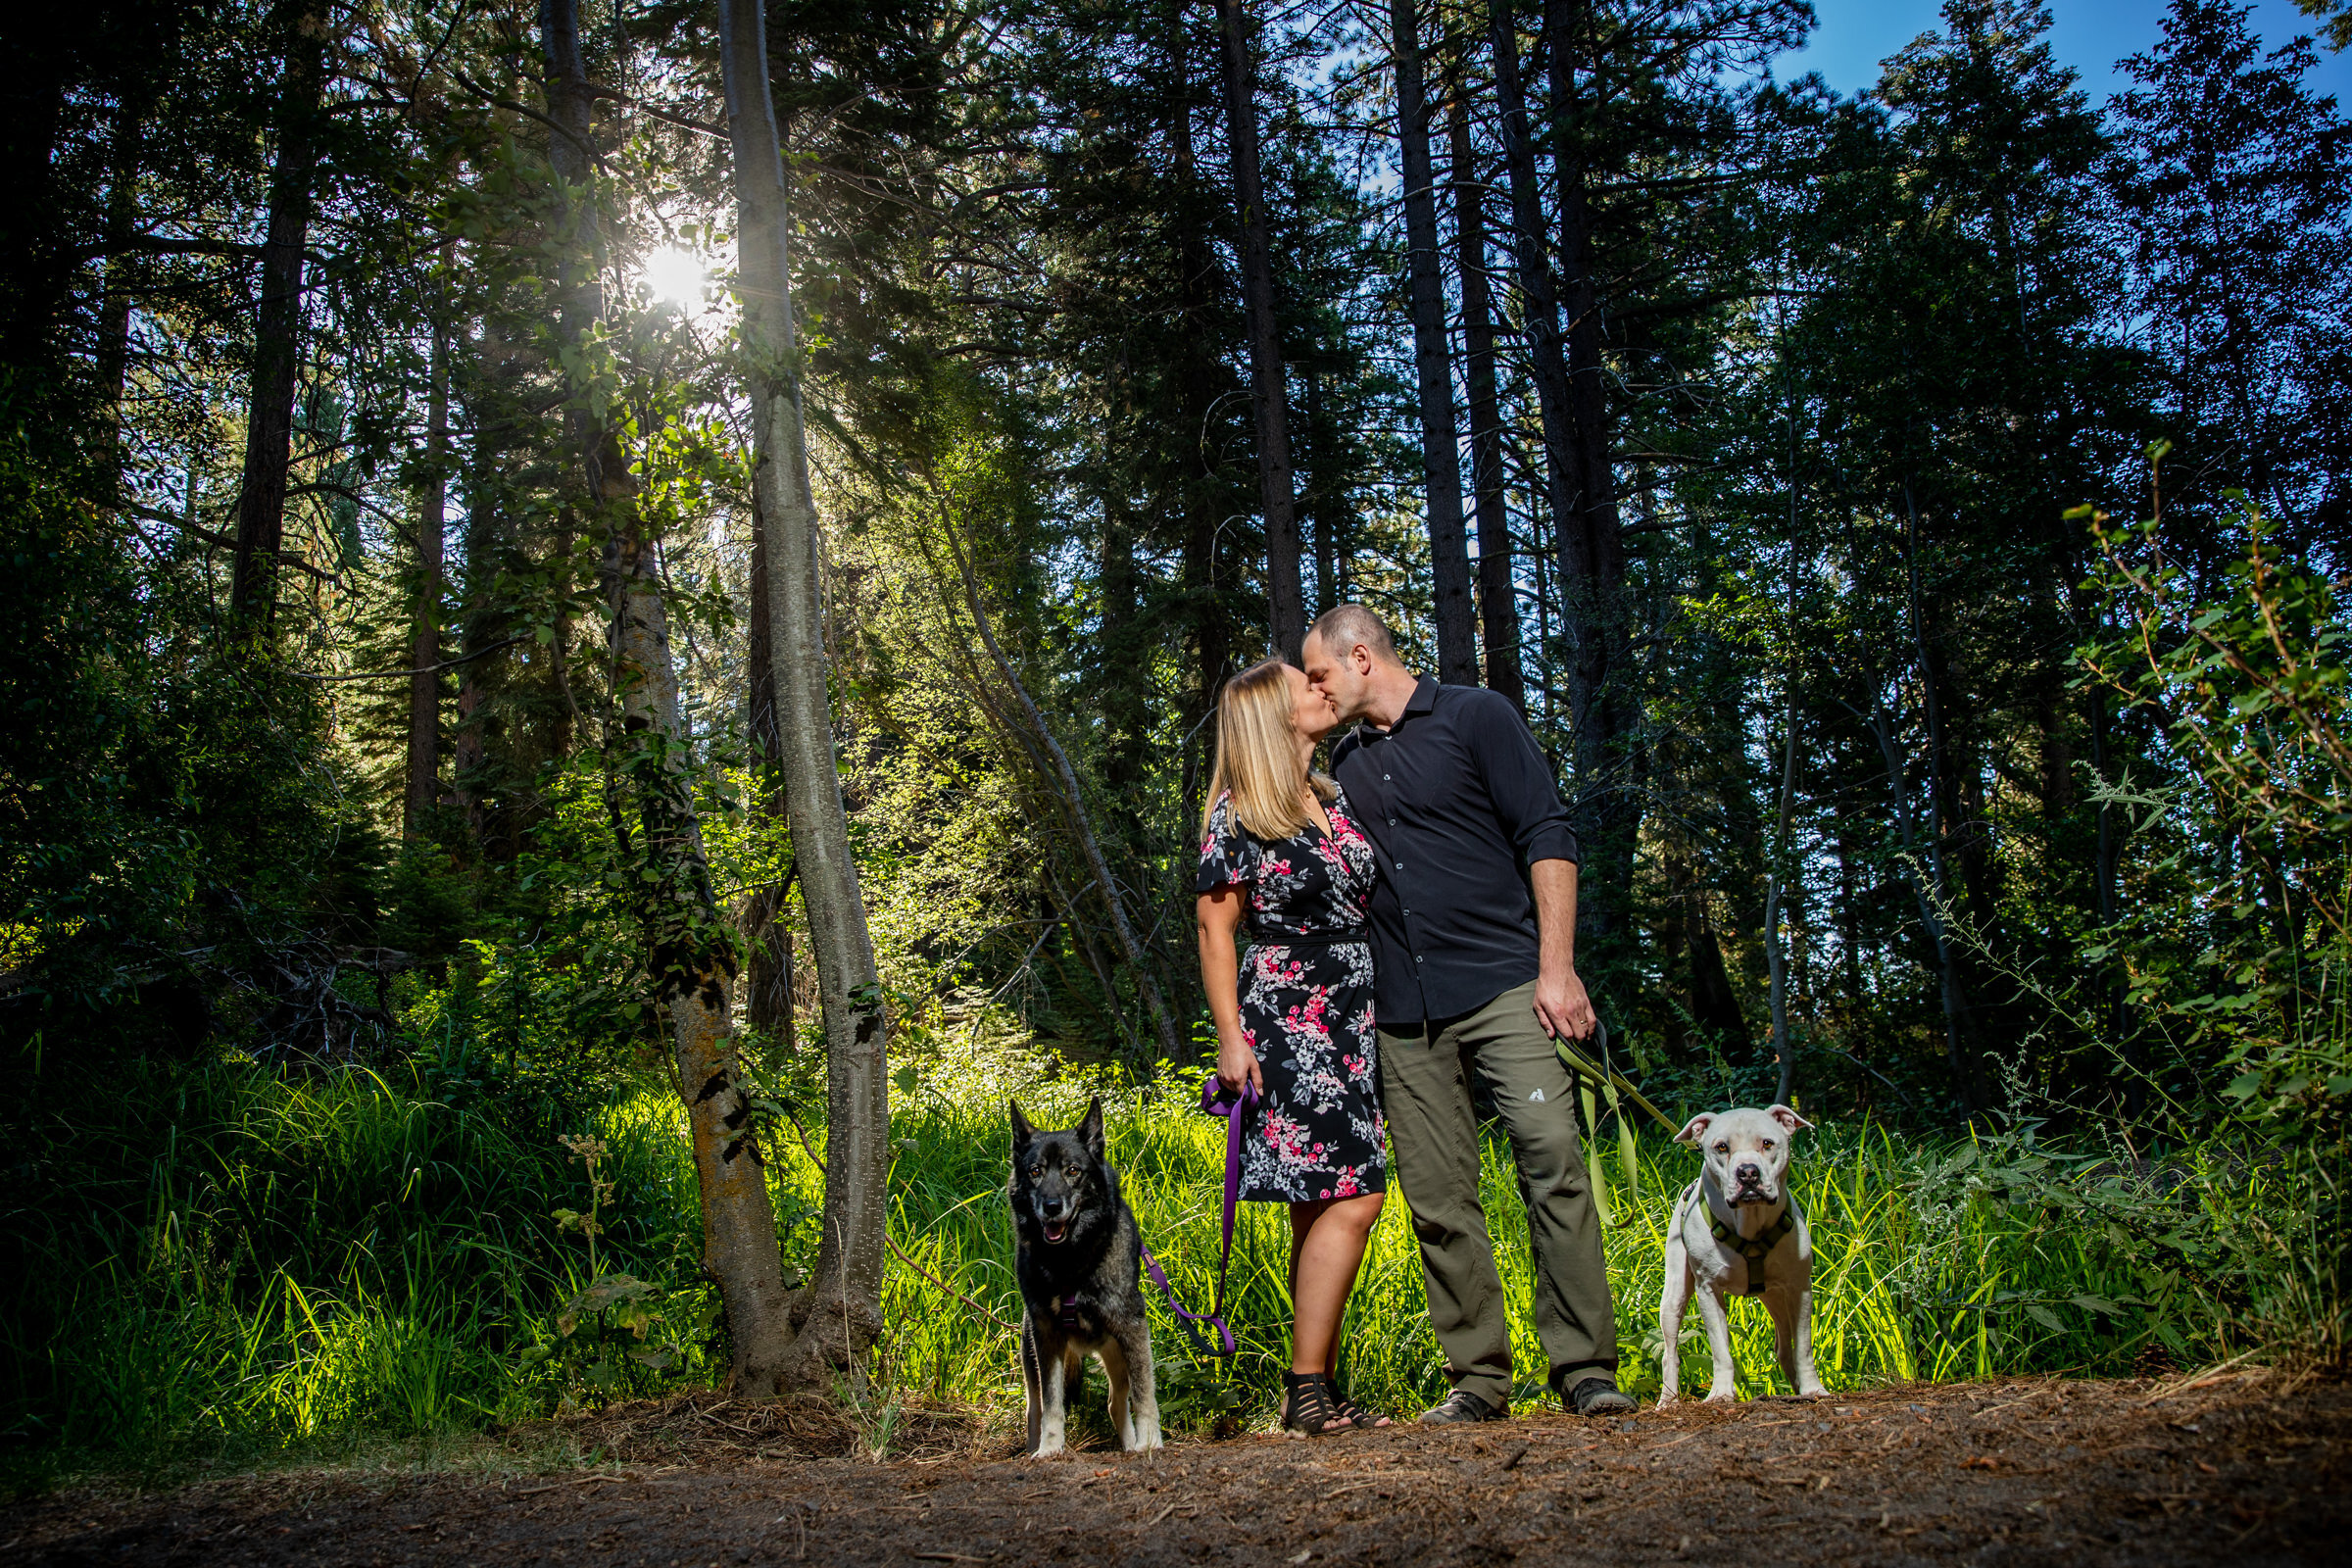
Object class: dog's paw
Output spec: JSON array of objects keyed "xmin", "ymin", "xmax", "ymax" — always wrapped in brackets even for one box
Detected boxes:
[
  {"xmin": 1029, "ymin": 1441, "xmax": 1067, "ymax": 1460},
  {"xmin": 1655, "ymin": 1391, "xmax": 1681, "ymax": 1410},
  {"xmin": 1703, "ymin": 1390, "xmax": 1737, "ymax": 1405},
  {"xmin": 1127, "ymin": 1431, "xmax": 1164, "ymax": 1453}
]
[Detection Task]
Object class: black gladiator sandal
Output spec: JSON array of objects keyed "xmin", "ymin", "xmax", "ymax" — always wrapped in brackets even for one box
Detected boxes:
[
  {"xmin": 1281, "ymin": 1371, "xmax": 1355, "ymax": 1436},
  {"xmin": 1330, "ymin": 1382, "xmax": 1391, "ymax": 1429}
]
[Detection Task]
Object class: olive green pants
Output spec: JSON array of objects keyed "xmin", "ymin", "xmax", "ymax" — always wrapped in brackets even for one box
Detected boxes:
[{"xmin": 1378, "ymin": 981, "xmax": 1619, "ymax": 1407}]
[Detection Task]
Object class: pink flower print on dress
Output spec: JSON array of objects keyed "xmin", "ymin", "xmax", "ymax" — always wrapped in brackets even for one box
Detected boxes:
[
  {"xmin": 1254, "ymin": 949, "xmax": 1308, "ymax": 985},
  {"xmin": 1333, "ymin": 1167, "xmax": 1360, "ymax": 1199}
]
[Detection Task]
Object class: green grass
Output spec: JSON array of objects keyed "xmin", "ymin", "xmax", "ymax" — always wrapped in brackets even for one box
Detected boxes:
[
  {"xmin": 857, "ymin": 1087, "xmax": 2262, "ymax": 1428},
  {"xmin": 0, "ymin": 1052, "xmax": 2312, "ymax": 1485}
]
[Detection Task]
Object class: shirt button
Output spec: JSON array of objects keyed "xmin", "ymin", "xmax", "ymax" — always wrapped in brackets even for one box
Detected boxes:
[
  {"xmin": 1383, "ymin": 774, "xmax": 1392, "ymax": 781},
  {"xmin": 1395, "ymin": 862, "xmax": 1403, "ymax": 871},
  {"xmin": 1416, "ymin": 955, "xmax": 1424, "ymax": 963}
]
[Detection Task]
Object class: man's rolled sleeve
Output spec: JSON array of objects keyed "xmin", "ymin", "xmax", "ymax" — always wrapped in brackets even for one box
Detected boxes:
[{"xmin": 1468, "ymin": 691, "xmax": 1581, "ymax": 866}]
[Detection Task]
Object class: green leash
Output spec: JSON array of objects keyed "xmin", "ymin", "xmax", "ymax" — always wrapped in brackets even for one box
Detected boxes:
[{"xmin": 1552, "ymin": 1020, "xmax": 1679, "ymax": 1227}]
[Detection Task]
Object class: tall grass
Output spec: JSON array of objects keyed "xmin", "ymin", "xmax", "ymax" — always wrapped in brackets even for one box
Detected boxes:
[
  {"xmin": 859, "ymin": 1086, "xmax": 2282, "ymax": 1426},
  {"xmin": 0, "ymin": 1052, "xmax": 2311, "ymax": 1483}
]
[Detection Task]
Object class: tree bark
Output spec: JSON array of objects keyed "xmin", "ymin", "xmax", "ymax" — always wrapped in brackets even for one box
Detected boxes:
[
  {"xmin": 1764, "ymin": 538, "xmax": 1799, "ymax": 1106},
  {"xmin": 1212, "ymin": 0, "xmax": 1304, "ymax": 662},
  {"xmin": 1485, "ymin": 0, "xmax": 1581, "ymax": 675},
  {"xmin": 1392, "ymin": 0, "xmax": 1475, "ymax": 684},
  {"xmin": 1446, "ymin": 63, "xmax": 1522, "ymax": 709},
  {"xmin": 542, "ymin": 0, "xmax": 801, "ymax": 1394},
  {"xmin": 1537, "ymin": 0, "xmax": 1639, "ymax": 940},
  {"xmin": 720, "ymin": 0, "xmax": 894, "ymax": 1387},
  {"xmin": 742, "ymin": 485, "xmax": 797, "ymax": 1044},
  {"xmin": 1303, "ymin": 367, "xmax": 1340, "ymax": 612},
  {"xmin": 1901, "ymin": 479, "xmax": 1981, "ymax": 1112},
  {"xmin": 405, "ymin": 278, "xmax": 450, "ymax": 838},
  {"xmin": 1170, "ymin": 0, "xmax": 1229, "ymax": 832},
  {"xmin": 229, "ymin": 0, "xmax": 326, "ymax": 627}
]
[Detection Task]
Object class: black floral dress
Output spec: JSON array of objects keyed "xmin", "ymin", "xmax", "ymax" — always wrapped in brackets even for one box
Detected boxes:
[{"xmin": 1196, "ymin": 786, "xmax": 1387, "ymax": 1202}]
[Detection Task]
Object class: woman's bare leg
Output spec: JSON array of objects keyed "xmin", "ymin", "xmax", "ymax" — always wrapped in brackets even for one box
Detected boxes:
[{"xmin": 1287, "ymin": 1193, "xmax": 1387, "ymax": 1378}]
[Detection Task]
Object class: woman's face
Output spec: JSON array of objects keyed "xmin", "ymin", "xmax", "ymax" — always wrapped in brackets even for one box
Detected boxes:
[{"xmin": 1287, "ymin": 663, "xmax": 1339, "ymax": 744}]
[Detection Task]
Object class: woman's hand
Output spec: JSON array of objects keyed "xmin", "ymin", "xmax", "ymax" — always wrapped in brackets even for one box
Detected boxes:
[{"xmin": 1217, "ymin": 1035, "xmax": 1264, "ymax": 1097}]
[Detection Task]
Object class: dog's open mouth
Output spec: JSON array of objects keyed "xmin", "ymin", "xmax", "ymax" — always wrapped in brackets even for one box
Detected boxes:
[{"xmin": 1041, "ymin": 1221, "xmax": 1067, "ymax": 1244}]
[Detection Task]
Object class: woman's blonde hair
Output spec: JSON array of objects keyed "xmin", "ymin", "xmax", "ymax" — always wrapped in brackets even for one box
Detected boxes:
[{"xmin": 1202, "ymin": 658, "xmax": 1337, "ymax": 843}]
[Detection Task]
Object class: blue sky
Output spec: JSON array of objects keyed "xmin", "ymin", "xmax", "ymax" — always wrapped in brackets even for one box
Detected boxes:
[{"xmin": 1782, "ymin": 0, "xmax": 2352, "ymax": 105}]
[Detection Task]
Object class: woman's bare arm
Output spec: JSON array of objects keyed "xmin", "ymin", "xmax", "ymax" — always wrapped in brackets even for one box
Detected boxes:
[{"xmin": 1196, "ymin": 886, "xmax": 1262, "ymax": 1094}]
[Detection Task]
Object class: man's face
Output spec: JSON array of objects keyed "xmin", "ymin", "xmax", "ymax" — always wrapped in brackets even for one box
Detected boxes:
[{"xmin": 1301, "ymin": 630, "xmax": 1371, "ymax": 722}]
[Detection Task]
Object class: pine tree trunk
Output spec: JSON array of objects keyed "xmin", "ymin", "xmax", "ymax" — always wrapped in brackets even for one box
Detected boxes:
[
  {"xmin": 1212, "ymin": 0, "xmax": 1304, "ymax": 661},
  {"xmin": 229, "ymin": 0, "xmax": 325, "ymax": 626},
  {"xmin": 1764, "ymin": 547, "xmax": 1799, "ymax": 1105},
  {"xmin": 405, "ymin": 296, "xmax": 449, "ymax": 838},
  {"xmin": 719, "ymin": 0, "xmax": 895, "ymax": 1386},
  {"xmin": 1170, "ymin": 0, "xmax": 1228, "ymax": 830},
  {"xmin": 742, "ymin": 487, "xmax": 796, "ymax": 1043},
  {"xmin": 1901, "ymin": 480, "xmax": 1980, "ymax": 1112},
  {"xmin": 1392, "ymin": 0, "xmax": 1475, "ymax": 684},
  {"xmin": 1304, "ymin": 368, "xmax": 1339, "ymax": 612},
  {"xmin": 542, "ymin": 0, "xmax": 801, "ymax": 1393},
  {"xmin": 1447, "ymin": 65, "xmax": 1522, "ymax": 709},
  {"xmin": 1485, "ymin": 0, "xmax": 1583, "ymax": 686},
  {"xmin": 1538, "ymin": 0, "xmax": 1640, "ymax": 941}
]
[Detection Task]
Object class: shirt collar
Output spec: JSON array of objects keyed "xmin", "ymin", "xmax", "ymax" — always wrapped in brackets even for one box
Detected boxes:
[{"xmin": 1354, "ymin": 675, "xmax": 1439, "ymax": 745}]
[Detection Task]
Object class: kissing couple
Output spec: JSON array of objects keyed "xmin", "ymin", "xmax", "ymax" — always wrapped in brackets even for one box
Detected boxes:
[{"xmin": 1195, "ymin": 604, "xmax": 1635, "ymax": 1435}]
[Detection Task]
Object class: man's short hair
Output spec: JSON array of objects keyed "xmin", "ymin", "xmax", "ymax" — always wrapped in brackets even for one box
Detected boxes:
[{"xmin": 1306, "ymin": 604, "xmax": 1400, "ymax": 666}]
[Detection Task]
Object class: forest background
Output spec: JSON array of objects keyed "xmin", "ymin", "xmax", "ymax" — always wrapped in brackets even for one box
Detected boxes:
[{"xmin": 2, "ymin": 0, "xmax": 2349, "ymax": 1477}]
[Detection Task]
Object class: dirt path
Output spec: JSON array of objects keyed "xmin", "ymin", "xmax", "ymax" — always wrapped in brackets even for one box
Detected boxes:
[{"xmin": 6, "ymin": 1375, "xmax": 2344, "ymax": 1566}]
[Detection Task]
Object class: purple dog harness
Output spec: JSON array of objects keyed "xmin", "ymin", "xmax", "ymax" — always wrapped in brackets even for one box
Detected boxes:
[{"xmin": 1062, "ymin": 1076, "xmax": 1254, "ymax": 1357}]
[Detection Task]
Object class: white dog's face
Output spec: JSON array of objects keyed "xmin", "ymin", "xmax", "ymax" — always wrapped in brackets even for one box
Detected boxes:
[{"xmin": 1676, "ymin": 1104, "xmax": 1813, "ymax": 1206}]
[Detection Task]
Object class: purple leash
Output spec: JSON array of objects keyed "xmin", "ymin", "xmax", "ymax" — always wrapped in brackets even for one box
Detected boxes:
[{"xmin": 1134, "ymin": 1076, "xmax": 1256, "ymax": 1358}]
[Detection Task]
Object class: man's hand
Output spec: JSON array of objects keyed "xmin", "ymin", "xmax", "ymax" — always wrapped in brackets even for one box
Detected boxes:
[
  {"xmin": 1528, "ymin": 858, "xmax": 1590, "ymax": 1039},
  {"xmin": 1534, "ymin": 963, "xmax": 1595, "ymax": 1042}
]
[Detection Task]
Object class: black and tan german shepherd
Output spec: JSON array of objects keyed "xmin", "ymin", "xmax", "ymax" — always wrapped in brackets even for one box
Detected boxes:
[{"xmin": 1006, "ymin": 1097, "xmax": 1162, "ymax": 1456}]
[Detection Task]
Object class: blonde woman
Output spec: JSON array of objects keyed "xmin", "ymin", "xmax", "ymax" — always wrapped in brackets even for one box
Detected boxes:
[{"xmin": 1196, "ymin": 658, "xmax": 1390, "ymax": 1435}]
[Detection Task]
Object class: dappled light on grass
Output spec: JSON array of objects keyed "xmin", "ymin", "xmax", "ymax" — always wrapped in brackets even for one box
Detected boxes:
[{"xmin": 3, "ymin": 1049, "xmax": 2324, "ymax": 1480}]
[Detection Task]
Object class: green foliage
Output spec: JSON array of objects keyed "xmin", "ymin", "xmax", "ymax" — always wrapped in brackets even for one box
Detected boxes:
[{"xmin": 8, "ymin": 1021, "xmax": 2322, "ymax": 1486}]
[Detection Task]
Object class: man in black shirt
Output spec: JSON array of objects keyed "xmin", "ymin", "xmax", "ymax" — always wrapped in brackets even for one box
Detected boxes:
[{"xmin": 1305, "ymin": 604, "xmax": 1633, "ymax": 1422}]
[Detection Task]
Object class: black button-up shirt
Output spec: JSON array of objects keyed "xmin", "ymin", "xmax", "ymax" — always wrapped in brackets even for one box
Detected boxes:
[{"xmin": 1330, "ymin": 676, "xmax": 1580, "ymax": 1026}]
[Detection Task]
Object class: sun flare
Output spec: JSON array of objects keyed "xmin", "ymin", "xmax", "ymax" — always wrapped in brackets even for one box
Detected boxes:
[{"xmin": 642, "ymin": 246, "xmax": 706, "ymax": 307}]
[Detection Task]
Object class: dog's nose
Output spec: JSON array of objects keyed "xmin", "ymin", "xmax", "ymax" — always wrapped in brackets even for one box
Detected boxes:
[{"xmin": 1735, "ymin": 1161, "xmax": 1763, "ymax": 1186}]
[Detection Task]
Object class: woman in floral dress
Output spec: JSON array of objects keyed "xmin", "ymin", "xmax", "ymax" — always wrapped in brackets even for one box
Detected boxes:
[{"xmin": 1196, "ymin": 657, "xmax": 1391, "ymax": 1435}]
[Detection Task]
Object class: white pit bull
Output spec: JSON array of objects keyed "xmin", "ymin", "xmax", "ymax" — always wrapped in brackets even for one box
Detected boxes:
[{"xmin": 1657, "ymin": 1103, "xmax": 1827, "ymax": 1405}]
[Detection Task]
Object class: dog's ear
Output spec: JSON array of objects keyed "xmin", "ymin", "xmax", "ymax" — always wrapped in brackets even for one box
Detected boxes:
[
  {"xmin": 1008, "ymin": 1099, "xmax": 1034, "ymax": 1151},
  {"xmin": 1078, "ymin": 1096, "xmax": 1105, "ymax": 1157},
  {"xmin": 1674, "ymin": 1111, "xmax": 1714, "ymax": 1146},
  {"xmin": 1765, "ymin": 1103, "xmax": 1814, "ymax": 1134}
]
